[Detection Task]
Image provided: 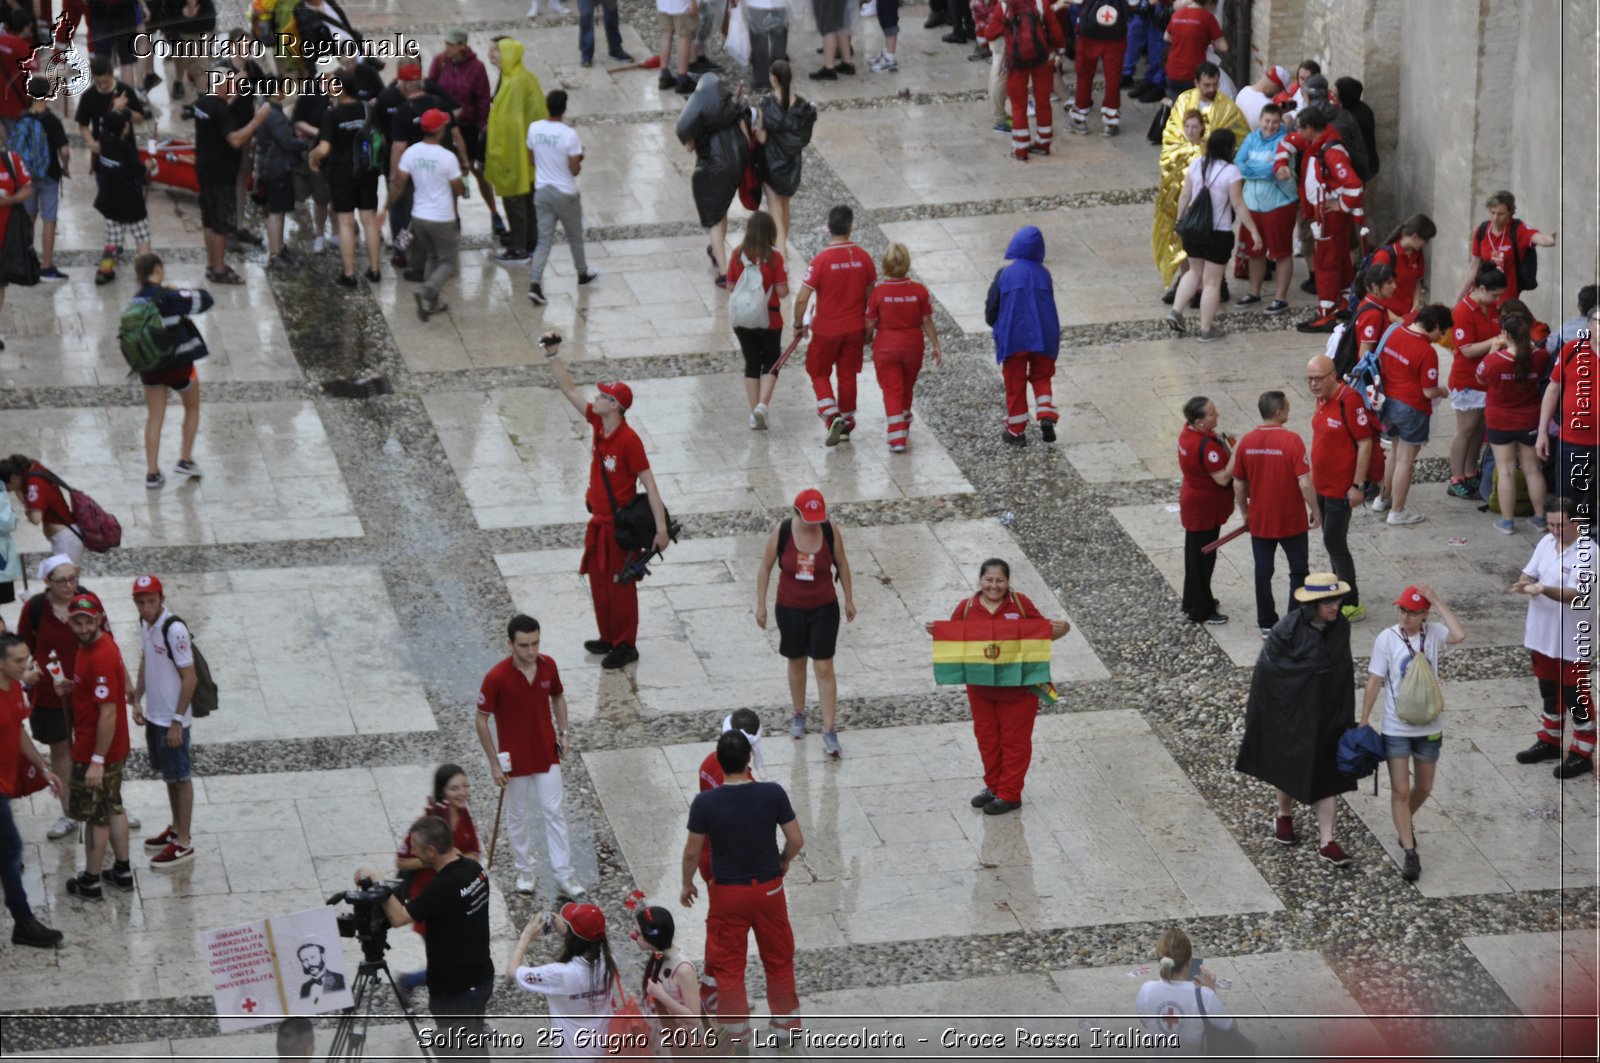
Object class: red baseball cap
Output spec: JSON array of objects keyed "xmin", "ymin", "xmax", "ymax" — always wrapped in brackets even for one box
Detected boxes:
[
  {"xmin": 597, "ymin": 381, "xmax": 633, "ymax": 411},
  {"xmin": 561, "ymin": 902, "xmax": 606, "ymax": 943},
  {"xmin": 420, "ymin": 108, "xmax": 450, "ymax": 133},
  {"xmin": 397, "ymin": 61, "xmax": 423, "ymax": 80},
  {"xmin": 1395, "ymin": 586, "xmax": 1431, "ymax": 611},
  {"xmin": 132, "ymin": 574, "xmax": 164, "ymax": 598},
  {"xmin": 1266, "ymin": 65, "xmax": 1290, "ymax": 89},
  {"xmin": 794, "ymin": 488, "xmax": 827, "ymax": 524},
  {"xmin": 67, "ymin": 593, "xmax": 104, "ymax": 618}
]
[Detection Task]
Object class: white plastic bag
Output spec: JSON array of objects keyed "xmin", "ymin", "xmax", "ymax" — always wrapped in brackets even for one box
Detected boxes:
[{"xmin": 726, "ymin": 3, "xmax": 751, "ymax": 67}]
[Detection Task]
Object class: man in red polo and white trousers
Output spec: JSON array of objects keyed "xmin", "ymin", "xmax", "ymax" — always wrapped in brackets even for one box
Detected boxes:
[{"xmin": 544, "ymin": 333, "xmax": 670, "ymax": 672}]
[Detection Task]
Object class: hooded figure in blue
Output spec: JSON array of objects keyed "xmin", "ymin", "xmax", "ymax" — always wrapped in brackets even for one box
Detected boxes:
[{"xmin": 984, "ymin": 225, "xmax": 1062, "ymax": 446}]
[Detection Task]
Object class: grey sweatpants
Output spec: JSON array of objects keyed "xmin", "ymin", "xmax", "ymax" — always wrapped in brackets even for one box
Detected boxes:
[
  {"xmin": 410, "ymin": 216, "xmax": 459, "ymax": 308},
  {"xmin": 529, "ymin": 185, "xmax": 589, "ymax": 286}
]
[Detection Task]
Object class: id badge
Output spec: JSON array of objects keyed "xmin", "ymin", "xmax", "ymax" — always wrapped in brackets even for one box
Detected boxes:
[{"xmin": 795, "ymin": 552, "xmax": 817, "ymax": 582}]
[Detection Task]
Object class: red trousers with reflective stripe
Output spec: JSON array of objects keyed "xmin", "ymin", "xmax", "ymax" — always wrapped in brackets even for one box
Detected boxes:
[
  {"xmin": 874, "ymin": 348, "xmax": 924, "ymax": 446},
  {"xmin": 1312, "ymin": 211, "xmax": 1354, "ymax": 310},
  {"xmin": 806, "ymin": 331, "xmax": 865, "ymax": 427},
  {"xmin": 1006, "ymin": 64, "xmax": 1054, "ymax": 152},
  {"xmin": 968, "ymin": 688, "xmax": 1038, "ymax": 803},
  {"xmin": 1073, "ymin": 35, "xmax": 1127, "ymax": 116},
  {"xmin": 705, "ymin": 878, "xmax": 800, "ymax": 1031},
  {"xmin": 1532, "ymin": 651, "xmax": 1596, "ymax": 758},
  {"xmin": 1002, "ymin": 353, "xmax": 1058, "ymax": 434},
  {"xmin": 580, "ymin": 518, "xmax": 638, "ymax": 645}
]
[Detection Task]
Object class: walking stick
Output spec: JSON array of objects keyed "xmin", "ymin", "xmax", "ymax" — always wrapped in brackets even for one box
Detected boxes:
[
  {"xmin": 770, "ymin": 332, "xmax": 804, "ymax": 374},
  {"xmin": 486, "ymin": 783, "xmax": 507, "ymax": 870},
  {"xmin": 1200, "ymin": 525, "xmax": 1249, "ymax": 555}
]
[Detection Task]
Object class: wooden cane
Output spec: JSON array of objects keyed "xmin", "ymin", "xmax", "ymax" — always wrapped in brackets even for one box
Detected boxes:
[
  {"xmin": 770, "ymin": 333, "xmax": 804, "ymax": 374},
  {"xmin": 486, "ymin": 783, "xmax": 507, "ymax": 870},
  {"xmin": 1200, "ymin": 525, "xmax": 1249, "ymax": 555}
]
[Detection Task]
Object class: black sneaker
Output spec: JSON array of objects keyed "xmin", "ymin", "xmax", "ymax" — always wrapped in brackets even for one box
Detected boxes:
[
  {"xmin": 337, "ymin": 273, "xmax": 358, "ymax": 288},
  {"xmin": 67, "ymin": 873, "xmax": 104, "ymax": 901},
  {"xmin": 675, "ymin": 75, "xmax": 695, "ymax": 95},
  {"xmin": 365, "ymin": 269, "xmax": 382, "ymax": 283},
  {"xmin": 1160, "ymin": 287, "xmax": 1177, "ymax": 305},
  {"xmin": 970, "ymin": 788, "xmax": 995, "ymax": 808},
  {"xmin": 1300, "ymin": 276, "xmax": 1318, "ymax": 294},
  {"xmin": 982, "ymin": 797, "xmax": 1021, "ymax": 815},
  {"xmin": 583, "ymin": 639, "xmax": 614, "ymax": 655},
  {"xmin": 1039, "ymin": 420, "xmax": 1056, "ymax": 443},
  {"xmin": 1401, "ymin": 849, "xmax": 1420, "ymax": 881},
  {"xmin": 578, "ymin": 270, "xmax": 600, "ymax": 285},
  {"xmin": 1234, "ymin": 293, "xmax": 1262, "ymax": 307},
  {"xmin": 834, "ymin": 61, "xmax": 857, "ymax": 75},
  {"xmin": 610, "ymin": 50, "xmax": 635, "ymax": 62},
  {"xmin": 11, "ymin": 918, "xmax": 63, "ymax": 948},
  {"xmin": 528, "ymin": 283, "xmax": 547, "ymax": 304},
  {"xmin": 1515, "ymin": 740, "xmax": 1563, "ymax": 764},
  {"xmin": 601, "ymin": 643, "xmax": 640, "ymax": 670},
  {"xmin": 1556, "ymin": 753, "xmax": 1594, "ymax": 779},
  {"xmin": 688, "ymin": 57, "xmax": 715, "ymax": 73},
  {"xmin": 1264, "ymin": 299, "xmax": 1290, "ymax": 315},
  {"xmin": 107, "ymin": 863, "xmax": 135, "ymax": 891},
  {"xmin": 143, "ymin": 72, "xmax": 163, "ymax": 92},
  {"xmin": 658, "ymin": 70, "xmax": 677, "ymax": 90},
  {"xmin": 1202, "ymin": 613, "xmax": 1229, "ymax": 625},
  {"xmin": 809, "ymin": 67, "xmax": 838, "ymax": 80},
  {"xmin": 1002, "ymin": 431, "xmax": 1026, "ymax": 447}
]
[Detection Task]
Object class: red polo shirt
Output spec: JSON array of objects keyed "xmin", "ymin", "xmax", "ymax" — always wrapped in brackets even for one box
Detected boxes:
[
  {"xmin": 15, "ymin": 594, "xmax": 82, "ymax": 712},
  {"xmin": 1176, "ymin": 424, "xmax": 1233, "ymax": 531},
  {"xmin": 801, "ymin": 242, "xmax": 876, "ymax": 337},
  {"xmin": 584, "ymin": 405, "xmax": 649, "ymax": 520},
  {"xmin": 1471, "ymin": 220, "xmax": 1539, "ymax": 305},
  {"xmin": 867, "ymin": 278, "xmax": 932, "ymax": 357},
  {"xmin": 1311, "ymin": 384, "xmax": 1382, "ymax": 499},
  {"xmin": 1371, "ymin": 245, "xmax": 1424, "ymax": 318},
  {"xmin": 1233, "ymin": 424, "xmax": 1311, "ymax": 539},
  {"xmin": 22, "ymin": 463, "xmax": 73, "ymax": 527},
  {"xmin": 0, "ymin": 681, "xmax": 30, "ymax": 798},
  {"xmin": 1353, "ymin": 297, "xmax": 1390, "ymax": 351},
  {"xmin": 1550, "ymin": 340, "xmax": 1598, "ymax": 446},
  {"xmin": 1477, "ymin": 346, "xmax": 1551, "ymax": 432},
  {"xmin": 70, "ymin": 631, "xmax": 129, "ymax": 765},
  {"xmin": 1163, "ymin": 5, "xmax": 1222, "ymax": 82},
  {"xmin": 477, "ymin": 655, "xmax": 562, "ymax": 776},
  {"xmin": 1450, "ymin": 296, "xmax": 1501, "ymax": 391},
  {"xmin": 1379, "ymin": 327, "xmax": 1441, "ymax": 414}
]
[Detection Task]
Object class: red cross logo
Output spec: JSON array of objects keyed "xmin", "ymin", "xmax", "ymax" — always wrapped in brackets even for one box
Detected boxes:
[
  {"xmin": 241, "ymin": 998, "xmax": 258, "ymax": 1013},
  {"xmin": 1158, "ymin": 1003, "xmax": 1182, "ymax": 1033},
  {"xmin": 1096, "ymin": 4, "xmax": 1117, "ymax": 24}
]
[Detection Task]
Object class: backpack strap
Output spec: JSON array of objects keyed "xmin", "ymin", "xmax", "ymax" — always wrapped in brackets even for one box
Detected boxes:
[
  {"xmin": 1193, "ymin": 984, "xmax": 1212, "ymax": 1028},
  {"xmin": 26, "ymin": 592, "xmax": 45, "ymax": 633},
  {"xmin": 160, "ymin": 614, "xmax": 188, "ymax": 668},
  {"xmin": 775, "ymin": 517, "xmax": 792, "ymax": 559}
]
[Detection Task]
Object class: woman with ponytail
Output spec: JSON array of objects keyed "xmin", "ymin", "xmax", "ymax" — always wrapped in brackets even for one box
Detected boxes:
[
  {"xmin": 754, "ymin": 60, "xmax": 816, "ymax": 255},
  {"xmin": 635, "ymin": 905, "xmax": 711, "ymax": 1055},
  {"xmin": 1477, "ymin": 301, "xmax": 1551, "ymax": 534},
  {"xmin": 1371, "ymin": 213, "xmax": 1436, "ymax": 321},
  {"xmin": 1134, "ymin": 928, "xmax": 1235, "ymax": 1046}
]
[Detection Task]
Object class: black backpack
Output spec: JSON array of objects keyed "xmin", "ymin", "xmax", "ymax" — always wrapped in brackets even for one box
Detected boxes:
[
  {"xmin": 1476, "ymin": 219, "xmax": 1538, "ymax": 292},
  {"xmin": 1331, "ymin": 296, "xmax": 1387, "ymax": 380},
  {"xmin": 160, "ymin": 615, "xmax": 219, "ymax": 718},
  {"xmin": 775, "ymin": 518, "xmax": 840, "ymax": 582}
]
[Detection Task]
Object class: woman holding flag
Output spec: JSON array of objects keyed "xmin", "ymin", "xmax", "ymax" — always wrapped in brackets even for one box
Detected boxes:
[{"xmin": 926, "ymin": 559, "xmax": 1070, "ymax": 815}]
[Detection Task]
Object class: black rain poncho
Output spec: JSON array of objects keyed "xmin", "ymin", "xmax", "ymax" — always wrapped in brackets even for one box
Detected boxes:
[
  {"xmin": 675, "ymin": 74, "xmax": 749, "ymax": 229},
  {"xmin": 1234, "ymin": 605, "xmax": 1358, "ymax": 804},
  {"xmin": 755, "ymin": 93, "xmax": 817, "ymax": 198}
]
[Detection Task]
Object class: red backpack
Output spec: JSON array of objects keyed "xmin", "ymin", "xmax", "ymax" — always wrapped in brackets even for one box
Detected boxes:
[
  {"xmin": 31, "ymin": 469, "xmax": 122, "ymax": 553},
  {"xmin": 604, "ymin": 972, "xmax": 655, "ymax": 1057},
  {"xmin": 1004, "ymin": 0, "xmax": 1050, "ymax": 69}
]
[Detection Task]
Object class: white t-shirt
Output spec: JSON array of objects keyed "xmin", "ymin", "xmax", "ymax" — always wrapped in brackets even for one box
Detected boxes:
[
  {"xmin": 1184, "ymin": 159, "xmax": 1242, "ymax": 231},
  {"xmin": 1368, "ymin": 622, "xmax": 1449, "ymax": 738},
  {"xmin": 1522, "ymin": 535, "xmax": 1597, "ymax": 661},
  {"xmin": 657, "ymin": 0, "xmax": 691, "ymax": 15},
  {"xmin": 139, "ymin": 608, "xmax": 196, "ymax": 728},
  {"xmin": 1134, "ymin": 978, "xmax": 1233, "ymax": 1055},
  {"xmin": 399, "ymin": 142, "xmax": 463, "ymax": 223},
  {"xmin": 527, "ymin": 120, "xmax": 583, "ymax": 195},
  {"xmin": 1234, "ymin": 85, "xmax": 1269, "ymax": 130},
  {"xmin": 515, "ymin": 957, "xmax": 613, "ymax": 1059}
]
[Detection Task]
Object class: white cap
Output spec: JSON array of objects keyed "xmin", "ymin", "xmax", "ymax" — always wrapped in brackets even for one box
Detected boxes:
[{"xmin": 38, "ymin": 553, "xmax": 76, "ymax": 582}]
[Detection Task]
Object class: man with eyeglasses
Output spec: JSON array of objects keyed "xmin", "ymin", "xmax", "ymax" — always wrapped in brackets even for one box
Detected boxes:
[
  {"xmin": 16, "ymin": 556, "xmax": 93, "ymax": 843},
  {"xmin": 1305, "ymin": 354, "xmax": 1383, "ymax": 624},
  {"xmin": 1511, "ymin": 495, "xmax": 1597, "ymax": 779}
]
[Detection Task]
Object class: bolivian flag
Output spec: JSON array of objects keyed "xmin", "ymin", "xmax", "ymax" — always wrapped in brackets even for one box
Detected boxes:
[{"xmin": 932, "ymin": 615, "xmax": 1053, "ymax": 687}]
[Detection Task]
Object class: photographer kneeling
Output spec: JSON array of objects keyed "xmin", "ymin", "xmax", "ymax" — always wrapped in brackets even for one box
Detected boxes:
[{"xmin": 356, "ymin": 816, "xmax": 494, "ymax": 1057}]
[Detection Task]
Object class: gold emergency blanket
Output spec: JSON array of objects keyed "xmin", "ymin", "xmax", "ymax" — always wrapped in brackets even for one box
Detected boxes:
[{"xmin": 1151, "ymin": 90, "xmax": 1251, "ymax": 288}]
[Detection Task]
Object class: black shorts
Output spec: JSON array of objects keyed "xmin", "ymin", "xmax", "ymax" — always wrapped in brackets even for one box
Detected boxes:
[
  {"xmin": 1486, "ymin": 426, "xmax": 1538, "ymax": 447},
  {"xmin": 29, "ymin": 704, "xmax": 68, "ymax": 745},
  {"xmin": 91, "ymin": 29, "xmax": 139, "ymax": 65},
  {"xmin": 776, "ymin": 600, "xmax": 841, "ymax": 661},
  {"xmin": 1181, "ymin": 228, "xmax": 1236, "ymax": 266},
  {"xmin": 263, "ymin": 171, "xmax": 296, "ymax": 214},
  {"xmin": 328, "ymin": 170, "xmax": 380, "ymax": 213},
  {"xmin": 198, "ymin": 181, "xmax": 237, "ymax": 233},
  {"xmin": 734, "ymin": 326, "xmax": 781, "ymax": 379},
  {"xmin": 460, "ymin": 125, "xmax": 486, "ymax": 166},
  {"xmin": 140, "ymin": 363, "xmax": 196, "ymax": 391}
]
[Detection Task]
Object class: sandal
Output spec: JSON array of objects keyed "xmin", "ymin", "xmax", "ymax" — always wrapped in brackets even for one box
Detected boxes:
[{"xmin": 206, "ymin": 266, "xmax": 246, "ymax": 285}]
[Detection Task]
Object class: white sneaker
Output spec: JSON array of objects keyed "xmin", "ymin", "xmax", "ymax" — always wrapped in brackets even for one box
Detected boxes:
[
  {"xmin": 312, "ymin": 236, "xmax": 327, "ymax": 255},
  {"xmin": 1369, "ymin": 495, "xmax": 1391, "ymax": 513},
  {"xmin": 1386, "ymin": 508, "xmax": 1426, "ymax": 526},
  {"xmin": 869, "ymin": 52, "xmax": 897, "ymax": 72},
  {"xmin": 555, "ymin": 876, "xmax": 587, "ymax": 898},
  {"xmin": 749, "ymin": 413, "xmax": 759, "ymax": 430},
  {"xmin": 515, "ymin": 873, "xmax": 536, "ymax": 894},
  {"xmin": 752, "ymin": 403, "xmax": 768, "ymax": 430},
  {"xmin": 125, "ymin": 812, "xmax": 142, "ymax": 830},
  {"xmin": 46, "ymin": 815, "xmax": 79, "ymax": 840},
  {"xmin": 861, "ymin": 0, "xmax": 877, "ymax": 14}
]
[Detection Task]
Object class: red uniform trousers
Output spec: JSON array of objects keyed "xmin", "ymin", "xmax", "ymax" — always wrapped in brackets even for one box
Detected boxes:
[
  {"xmin": 1532, "ymin": 651, "xmax": 1596, "ymax": 759},
  {"xmin": 1072, "ymin": 35, "xmax": 1127, "ymax": 127},
  {"xmin": 580, "ymin": 518, "xmax": 638, "ymax": 645},
  {"xmin": 1312, "ymin": 211, "xmax": 1355, "ymax": 311},
  {"xmin": 968, "ymin": 687, "xmax": 1039, "ymax": 803},
  {"xmin": 874, "ymin": 348, "xmax": 924, "ymax": 448},
  {"xmin": 806, "ymin": 331, "xmax": 865, "ymax": 429},
  {"xmin": 1001, "ymin": 352, "xmax": 1058, "ymax": 436},
  {"xmin": 705, "ymin": 877, "xmax": 801, "ymax": 1033},
  {"xmin": 1006, "ymin": 63, "xmax": 1054, "ymax": 157}
]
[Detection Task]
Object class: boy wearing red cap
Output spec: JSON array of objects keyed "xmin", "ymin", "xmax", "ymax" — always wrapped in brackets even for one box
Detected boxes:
[
  {"xmin": 544, "ymin": 334, "xmax": 670, "ymax": 670},
  {"xmin": 1359, "ymin": 583, "xmax": 1466, "ymax": 882},
  {"xmin": 381, "ymin": 108, "xmax": 464, "ymax": 321},
  {"xmin": 131, "ymin": 575, "xmax": 199, "ymax": 869},
  {"xmin": 60, "ymin": 593, "xmax": 134, "ymax": 901}
]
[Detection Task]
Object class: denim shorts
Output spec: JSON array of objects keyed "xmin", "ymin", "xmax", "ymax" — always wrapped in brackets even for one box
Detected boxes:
[
  {"xmin": 1384, "ymin": 400, "xmax": 1430, "ymax": 445},
  {"xmin": 1384, "ymin": 732, "xmax": 1442, "ymax": 763},
  {"xmin": 146, "ymin": 721, "xmax": 193, "ymax": 783},
  {"xmin": 23, "ymin": 178, "xmax": 60, "ymax": 223}
]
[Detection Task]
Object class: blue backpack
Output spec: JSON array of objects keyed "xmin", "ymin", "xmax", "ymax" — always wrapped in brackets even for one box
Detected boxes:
[
  {"xmin": 1343, "ymin": 321, "xmax": 1404, "ymax": 428},
  {"xmin": 9, "ymin": 114, "xmax": 52, "ymax": 183},
  {"xmin": 1337, "ymin": 725, "xmax": 1386, "ymax": 794}
]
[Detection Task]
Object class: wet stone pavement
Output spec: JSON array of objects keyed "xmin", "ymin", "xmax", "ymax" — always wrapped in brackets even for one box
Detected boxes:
[{"xmin": 0, "ymin": 0, "xmax": 1595, "ymax": 1058}]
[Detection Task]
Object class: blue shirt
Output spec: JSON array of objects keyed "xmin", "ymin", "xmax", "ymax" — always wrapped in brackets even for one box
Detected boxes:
[
  {"xmin": 1234, "ymin": 128, "xmax": 1296, "ymax": 213},
  {"xmin": 687, "ymin": 780, "xmax": 795, "ymax": 882}
]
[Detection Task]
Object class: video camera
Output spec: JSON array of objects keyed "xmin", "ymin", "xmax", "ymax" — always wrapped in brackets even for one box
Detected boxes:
[{"xmin": 327, "ymin": 877, "xmax": 401, "ymax": 962}]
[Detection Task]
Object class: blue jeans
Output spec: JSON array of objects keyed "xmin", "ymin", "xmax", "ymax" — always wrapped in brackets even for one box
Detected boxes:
[
  {"xmin": 1123, "ymin": 11, "xmax": 1166, "ymax": 81},
  {"xmin": 428, "ymin": 981, "xmax": 493, "ymax": 1058},
  {"xmin": 1251, "ymin": 532, "xmax": 1310, "ymax": 630},
  {"xmin": 578, "ymin": 0, "xmax": 623, "ymax": 61},
  {"xmin": 0, "ymin": 795, "xmax": 33, "ymax": 923}
]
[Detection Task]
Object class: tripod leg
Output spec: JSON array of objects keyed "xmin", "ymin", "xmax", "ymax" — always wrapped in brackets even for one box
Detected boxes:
[{"xmin": 375, "ymin": 961, "xmax": 436, "ymax": 1060}]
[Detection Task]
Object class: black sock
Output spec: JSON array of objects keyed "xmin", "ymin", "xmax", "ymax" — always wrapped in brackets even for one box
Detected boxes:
[{"xmin": 113, "ymin": 860, "xmax": 130, "ymax": 872}]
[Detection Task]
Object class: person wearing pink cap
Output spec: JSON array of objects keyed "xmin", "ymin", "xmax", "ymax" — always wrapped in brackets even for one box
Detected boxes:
[
  {"xmin": 60, "ymin": 593, "xmax": 135, "ymax": 901},
  {"xmin": 755, "ymin": 489, "xmax": 856, "ymax": 757},
  {"xmin": 544, "ymin": 333, "xmax": 670, "ymax": 670},
  {"xmin": 131, "ymin": 575, "xmax": 199, "ymax": 869},
  {"xmin": 508, "ymin": 901, "xmax": 617, "ymax": 1053},
  {"xmin": 1359, "ymin": 583, "xmax": 1466, "ymax": 882},
  {"xmin": 380, "ymin": 108, "xmax": 464, "ymax": 322}
]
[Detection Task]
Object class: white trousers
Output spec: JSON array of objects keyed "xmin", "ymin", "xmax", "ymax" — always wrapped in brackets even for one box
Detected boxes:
[{"xmin": 505, "ymin": 768, "xmax": 573, "ymax": 880}]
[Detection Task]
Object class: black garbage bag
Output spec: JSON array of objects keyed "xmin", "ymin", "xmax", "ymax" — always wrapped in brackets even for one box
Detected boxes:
[
  {"xmin": 755, "ymin": 93, "xmax": 817, "ymax": 198},
  {"xmin": 676, "ymin": 74, "xmax": 750, "ymax": 229}
]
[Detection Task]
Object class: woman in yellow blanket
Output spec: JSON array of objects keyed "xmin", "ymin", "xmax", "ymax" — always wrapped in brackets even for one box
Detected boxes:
[{"xmin": 1152, "ymin": 62, "xmax": 1249, "ymax": 291}]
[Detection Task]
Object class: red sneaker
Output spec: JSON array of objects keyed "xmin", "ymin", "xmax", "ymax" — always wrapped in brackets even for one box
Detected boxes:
[
  {"xmin": 150, "ymin": 842, "xmax": 196, "ymax": 870},
  {"xmin": 143, "ymin": 826, "xmax": 177, "ymax": 852},
  {"xmin": 1273, "ymin": 815, "xmax": 1297, "ymax": 845},
  {"xmin": 1318, "ymin": 841, "xmax": 1352, "ymax": 866}
]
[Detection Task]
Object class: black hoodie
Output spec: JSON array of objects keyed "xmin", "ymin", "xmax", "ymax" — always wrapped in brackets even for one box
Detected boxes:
[{"xmin": 1334, "ymin": 77, "xmax": 1379, "ymax": 180}]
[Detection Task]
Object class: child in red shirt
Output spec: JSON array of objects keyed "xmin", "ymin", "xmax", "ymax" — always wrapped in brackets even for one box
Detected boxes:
[{"xmin": 865, "ymin": 244, "xmax": 940, "ymax": 452}]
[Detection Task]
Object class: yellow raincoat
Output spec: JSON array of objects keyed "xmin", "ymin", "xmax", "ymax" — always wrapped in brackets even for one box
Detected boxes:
[
  {"xmin": 1151, "ymin": 89, "xmax": 1249, "ymax": 287},
  {"xmin": 484, "ymin": 39, "xmax": 548, "ymax": 198}
]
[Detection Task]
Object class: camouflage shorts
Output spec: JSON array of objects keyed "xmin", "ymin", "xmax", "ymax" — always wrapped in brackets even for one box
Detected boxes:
[{"xmin": 68, "ymin": 760, "xmax": 126, "ymax": 826}]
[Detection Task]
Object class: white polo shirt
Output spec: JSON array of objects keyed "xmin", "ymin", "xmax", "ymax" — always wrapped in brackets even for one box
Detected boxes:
[
  {"xmin": 140, "ymin": 608, "xmax": 195, "ymax": 727},
  {"xmin": 1522, "ymin": 535, "xmax": 1597, "ymax": 662}
]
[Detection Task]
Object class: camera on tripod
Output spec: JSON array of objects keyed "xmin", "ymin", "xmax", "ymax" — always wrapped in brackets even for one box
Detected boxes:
[{"xmin": 327, "ymin": 877, "xmax": 400, "ymax": 961}]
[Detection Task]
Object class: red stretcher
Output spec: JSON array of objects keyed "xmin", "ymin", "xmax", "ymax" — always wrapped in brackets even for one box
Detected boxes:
[{"xmin": 141, "ymin": 138, "xmax": 201, "ymax": 194}]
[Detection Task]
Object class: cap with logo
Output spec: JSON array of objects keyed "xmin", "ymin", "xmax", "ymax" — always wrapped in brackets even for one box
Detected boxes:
[
  {"xmin": 561, "ymin": 902, "xmax": 606, "ymax": 942},
  {"xmin": 597, "ymin": 381, "xmax": 633, "ymax": 411},
  {"xmin": 67, "ymin": 594, "xmax": 104, "ymax": 618},
  {"xmin": 793, "ymin": 488, "xmax": 827, "ymax": 524},
  {"xmin": 397, "ymin": 60, "xmax": 423, "ymax": 80},
  {"xmin": 1395, "ymin": 586, "xmax": 1431, "ymax": 612},
  {"xmin": 132, "ymin": 575, "xmax": 164, "ymax": 598}
]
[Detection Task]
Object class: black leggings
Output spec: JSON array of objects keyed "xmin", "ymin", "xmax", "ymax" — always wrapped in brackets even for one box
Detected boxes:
[{"xmin": 735, "ymin": 326, "xmax": 782, "ymax": 379}]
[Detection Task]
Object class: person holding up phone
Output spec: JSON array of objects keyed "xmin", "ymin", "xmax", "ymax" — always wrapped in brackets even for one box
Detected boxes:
[{"xmin": 1135, "ymin": 928, "xmax": 1237, "ymax": 1047}]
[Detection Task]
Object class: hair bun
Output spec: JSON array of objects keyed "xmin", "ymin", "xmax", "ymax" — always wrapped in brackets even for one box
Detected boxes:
[{"xmin": 1158, "ymin": 956, "xmax": 1176, "ymax": 973}]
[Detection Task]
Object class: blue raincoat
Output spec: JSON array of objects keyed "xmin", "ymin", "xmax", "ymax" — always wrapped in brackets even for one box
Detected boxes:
[{"xmin": 984, "ymin": 226, "xmax": 1060, "ymax": 364}]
